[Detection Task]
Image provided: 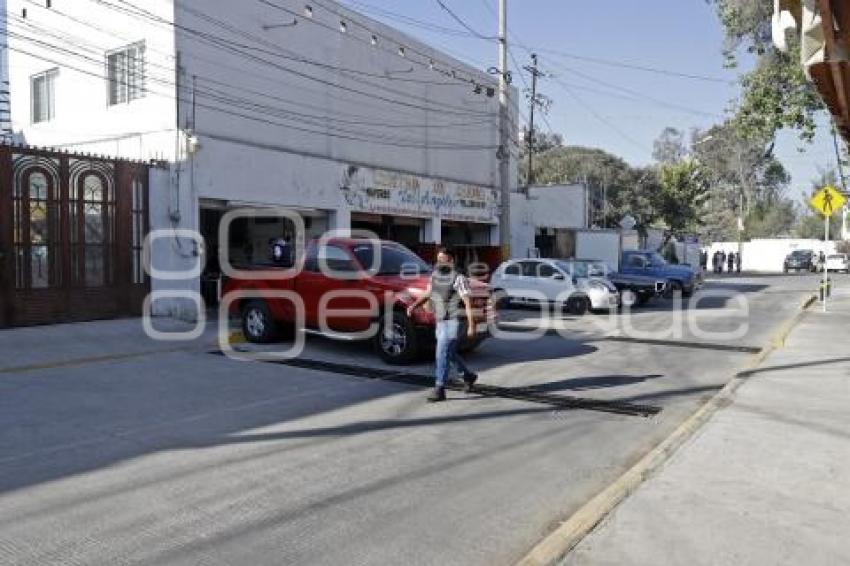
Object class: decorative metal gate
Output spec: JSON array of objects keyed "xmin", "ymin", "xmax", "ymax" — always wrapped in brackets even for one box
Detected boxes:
[{"xmin": 0, "ymin": 145, "xmax": 150, "ymax": 328}]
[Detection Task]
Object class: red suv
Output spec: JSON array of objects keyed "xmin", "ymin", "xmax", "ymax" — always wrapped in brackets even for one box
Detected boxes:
[{"xmin": 222, "ymin": 238, "xmax": 493, "ymax": 364}]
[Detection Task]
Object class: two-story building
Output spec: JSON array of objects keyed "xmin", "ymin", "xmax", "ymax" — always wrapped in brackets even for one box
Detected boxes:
[{"xmin": 7, "ymin": 0, "xmax": 517, "ymax": 318}]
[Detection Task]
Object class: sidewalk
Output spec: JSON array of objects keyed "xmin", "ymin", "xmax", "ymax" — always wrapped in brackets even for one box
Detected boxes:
[{"xmin": 562, "ymin": 298, "xmax": 850, "ymax": 566}]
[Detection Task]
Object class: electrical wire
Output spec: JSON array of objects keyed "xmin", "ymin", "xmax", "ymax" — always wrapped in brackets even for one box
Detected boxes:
[
  {"xmin": 434, "ymin": 0, "xmax": 498, "ymax": 41},
  {"xmin": 18, "ymin": 1, "xmax": 486, "ymax": 125},
  {"xmin": 11, "ymin": 13, "xmax": 498, "ymax": 132},
  {"xmin": 84, "ymin": 0, "xmax": 496, "ymax": 117},
  {"xmin": 5, "ymin": 34, "xmax": 499, "ymax": 150}
]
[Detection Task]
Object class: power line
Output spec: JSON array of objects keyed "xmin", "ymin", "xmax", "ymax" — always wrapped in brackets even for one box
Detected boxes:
[
  {"xmin": 18, "ymin": 1, "xmax": 484, "ymax": 125},
  {"xmin": 541, "ymin": 59, "xmax": 721, "ymax": 120},
  {"xmin": 344, "ymin": 0, "xmax": 732, "ymax": 84},
  {"xmin": 5, "ymin": 34, "xmax": 498, "ymax": 151},
  {"xmin": 547, "ymin": 75, "xmax": 648, "ymax": 152},
  {"xmin": 11, "ymin": 16, "xmax": 498, "ymax": 131},
  {"xmin": 433, "ymin": 0, "xmax": 497, "ymax": 41},
  {"xmin": 82, "ymin": 0, "xmax": 495, "ymax": 117}
]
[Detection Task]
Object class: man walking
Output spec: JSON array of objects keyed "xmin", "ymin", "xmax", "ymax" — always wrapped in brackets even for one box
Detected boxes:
[{"xmin": 407, "ymin": 248, "xmax": 478, "ymax": 402}]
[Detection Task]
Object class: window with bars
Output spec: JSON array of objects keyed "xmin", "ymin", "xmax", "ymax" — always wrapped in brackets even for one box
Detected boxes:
[
  {"xmin": 107, "ymin": 42, "xmax": 145, "ymax": 106},
  {"xmin": 31, "ymin": 69, "xmax": 58, "ymax": 123}
]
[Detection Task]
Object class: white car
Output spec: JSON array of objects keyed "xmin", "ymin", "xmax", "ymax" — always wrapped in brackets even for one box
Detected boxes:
[
  {"xmin": 826, "ymin": 253, "xmax": 849, "ymax": 273},
  {"xmin": 490, "ymin": 258, "xmax": 620, "ymax": 314}
]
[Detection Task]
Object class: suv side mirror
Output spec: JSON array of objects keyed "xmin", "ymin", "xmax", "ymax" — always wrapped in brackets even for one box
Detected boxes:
[{"xmin": 553, "ymin": 273, "xmax": 565, "ymax": 281}]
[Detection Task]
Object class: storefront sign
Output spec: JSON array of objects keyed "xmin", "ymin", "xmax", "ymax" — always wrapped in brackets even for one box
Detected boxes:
[{"xmin": 340, "ymin": 165, "xmax": 499, "ymax": 223}]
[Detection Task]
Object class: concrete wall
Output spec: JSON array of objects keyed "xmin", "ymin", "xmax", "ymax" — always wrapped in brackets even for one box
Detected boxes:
[
  {"xmin": 705, "ymin": 239, "xmax": 838, "ymax": 273},
  {"xmin": 510, "ymin": 184, "xmax": 587, "ymax": 258}
]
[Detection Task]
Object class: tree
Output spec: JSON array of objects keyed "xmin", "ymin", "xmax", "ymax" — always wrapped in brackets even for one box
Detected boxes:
[
  {"xmin": 689, "ymin": 122, "xmax": 794, "ymax": 240},
  {"xmin": 708, "ymin": 0, "xmax": 823, "ymax": 142},
  {"xmin": 652, "ymin": 127, "xmax": 687, "ymax": 164},
  {"xmin": 522, "ymin": 145, "xmax": 659, "ymax": 229},
  {"xmin": 654, "ymin": 160, "xmax": 709, "ymax": 232}
]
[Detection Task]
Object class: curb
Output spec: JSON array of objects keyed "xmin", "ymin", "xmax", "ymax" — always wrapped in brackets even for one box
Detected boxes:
[{"xmin": 515, "ymin": 293, "xmax": 817, "ymax": 566}]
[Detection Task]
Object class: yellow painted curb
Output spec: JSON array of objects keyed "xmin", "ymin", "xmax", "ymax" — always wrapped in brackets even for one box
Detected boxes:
[
  {"xmin": 228, "ymin": 331, "xmax": 247, "ymax": 345},
  {"xmin": 516, "ymin": 293, "xmax": 817, "ymax": 566}
]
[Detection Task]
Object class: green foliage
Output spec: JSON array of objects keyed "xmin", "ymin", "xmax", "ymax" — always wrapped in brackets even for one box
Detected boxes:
[
  {"xmin": 523, "ymin": 145, "xmax": 659, "ymax": 229},
  {"xmin": 654, "ymin": 160, "xmax": 710, "ymax": 232},
  {"xmin": 690, "ymin": 121, "xmax": 795, "ymax": 239},
  {"xmin": 652, "ymin": 127, "xmax": 687, "ymax": 164},
  {"xmin": 707, "ymin": 0, "xmax": 823, "ymax": 142}
]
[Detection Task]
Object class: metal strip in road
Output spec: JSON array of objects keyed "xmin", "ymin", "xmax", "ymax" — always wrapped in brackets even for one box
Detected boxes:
[
  {"xmin": 209, "ymin": 351, "xmax": 662, "ymax": 418},
  {"xmin": 605, "ymin": 336, "xmax": 762, "ymax": 354}
]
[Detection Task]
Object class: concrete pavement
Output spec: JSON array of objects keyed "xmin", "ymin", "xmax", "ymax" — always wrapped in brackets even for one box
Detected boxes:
[
  {"xmin": 0, "ymin": 275, "xmax": 826, "ymax": 565},
  {"xmin": 562, "ymin": 292, "xmax": 850, "ymax": 565}
]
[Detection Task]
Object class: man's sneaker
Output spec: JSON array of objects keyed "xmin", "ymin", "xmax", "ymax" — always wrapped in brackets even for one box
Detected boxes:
[
  {"xmin": 462, "ymin": 372, "xmax": 478, "ymax": 393},
  {"xmin": 427, "ymin": 387, "xmax": 447, "ymax": 403}
]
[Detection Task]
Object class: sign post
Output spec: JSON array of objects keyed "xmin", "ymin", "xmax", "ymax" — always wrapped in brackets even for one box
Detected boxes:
[{"xmin": 809, "ymin": 185, "xmax": 847, "ymax": 312}]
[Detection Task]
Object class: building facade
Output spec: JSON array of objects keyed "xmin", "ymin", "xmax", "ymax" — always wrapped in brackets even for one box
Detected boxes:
[
  {"xmin": 7, "ymin": 0, "xmax": 517, "ymax": 318},
  {"xmin": 0, "ymin": 0, "xmax": 9, "ymax": 141}
]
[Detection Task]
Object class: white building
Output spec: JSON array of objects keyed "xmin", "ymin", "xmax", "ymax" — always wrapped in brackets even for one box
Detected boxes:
[
  {"xmin": 0, "ymin": 0, "xmax": 9, "ymax": 140},
  {"xmin": 7, "ymin": 0, "xmax": 517, "ymax": 317},
  {"xmin": 510, "ymin": 184, "xmax": 588, "ymax": 258}
]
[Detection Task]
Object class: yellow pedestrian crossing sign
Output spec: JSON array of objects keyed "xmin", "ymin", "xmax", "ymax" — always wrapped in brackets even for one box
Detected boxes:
[{"xmin": 809, "ymin": 185, "xmax": 846, "ymax": 217}]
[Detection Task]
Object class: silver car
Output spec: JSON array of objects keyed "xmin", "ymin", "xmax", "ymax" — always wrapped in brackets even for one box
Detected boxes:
[{"xmin": 491, "ymin": 258, "xmax": 620, "ymax": 314}]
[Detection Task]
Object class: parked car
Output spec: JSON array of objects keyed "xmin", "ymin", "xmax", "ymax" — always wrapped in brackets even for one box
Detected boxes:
[
  {"xmin": 826, "ymin": 253, "xmax": 849, "ymax": 273},
  {"xmin": 783, "ymin": 249, "xmax": 816, "ymax": 273},
  {"xmin": 490, "ymin": 258, "xmax": 620, "ymax": 314},
  {"xmin": 621, "ymin": 250, "xmax": 699, "ymax": 297},
  {"xmin": 222, "ymin": 238, "xmax": 493, "ymax": 364},
  {"xmin": 606, "ymin": 271, "xmax": 667, "ymax": 306}
]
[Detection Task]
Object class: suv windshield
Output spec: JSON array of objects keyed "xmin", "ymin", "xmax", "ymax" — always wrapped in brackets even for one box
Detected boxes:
[
  {"xmin": 790, "ymin": 250, "xmax": 812, "ymax": 258},
  {"xmin": 648, "ymin": 252, "xmax": 668, "ymax": 267},
  {"xmin": 352, "ymin": 243, "xmax": 431, "ymax": 276}
]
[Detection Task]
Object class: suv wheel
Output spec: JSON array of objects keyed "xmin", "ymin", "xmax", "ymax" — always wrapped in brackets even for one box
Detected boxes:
[
  {"xmin": 241, "ymin": 300, "xmax": 277, "ymax": 343},
  {"xmin": 375, "ymin": 311, "xmax": 420, "ymax": 364}
]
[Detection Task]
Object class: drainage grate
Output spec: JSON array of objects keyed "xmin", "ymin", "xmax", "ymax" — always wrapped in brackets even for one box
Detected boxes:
[{"xmin": 210, "ymin": 351, "xmax": 661, "ymax": 418}]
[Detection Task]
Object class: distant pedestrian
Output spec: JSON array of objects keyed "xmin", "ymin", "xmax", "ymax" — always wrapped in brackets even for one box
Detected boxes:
[
  {"xmin": 700, "ymin": 250, "xmax": 708, "ymax": 271},
  {"xmin": 735, "ymin": 252, "xmax": 742, "ymax": 274},
  {"xmin": 407, "ymin": 248, "xmax": 478, "ymax": 403},
  {"xmin": 727, "ymin": 251, "xmax": 735, "ymax": 273}
]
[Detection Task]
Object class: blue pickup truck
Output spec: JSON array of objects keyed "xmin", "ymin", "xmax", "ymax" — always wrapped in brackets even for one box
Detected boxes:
[{"xmin": 621, "ymin": 250, "xmax": 700, "ymax": 297}]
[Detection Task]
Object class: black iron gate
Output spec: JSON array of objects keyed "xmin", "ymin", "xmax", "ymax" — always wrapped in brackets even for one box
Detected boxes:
[{"xmin": 0, "ymin": 145, "xmax": 150, "ymax": 328}]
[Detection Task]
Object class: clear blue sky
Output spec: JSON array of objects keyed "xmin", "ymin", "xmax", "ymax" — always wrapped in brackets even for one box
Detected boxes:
[{"xmin": 339, "ymin": 0, "xmax": 839, "ymax": 200}]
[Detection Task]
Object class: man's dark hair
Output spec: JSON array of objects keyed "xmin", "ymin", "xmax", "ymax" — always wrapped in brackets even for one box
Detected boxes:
[{"xmin": 436, "ymin": 247, "xmax": 455, "ymax": 260}]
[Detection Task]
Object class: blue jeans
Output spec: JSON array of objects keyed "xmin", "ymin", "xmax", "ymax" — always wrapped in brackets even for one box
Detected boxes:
[{"xmin": 435, "ymin": 319, "xmax": 472, "ymax": 387}]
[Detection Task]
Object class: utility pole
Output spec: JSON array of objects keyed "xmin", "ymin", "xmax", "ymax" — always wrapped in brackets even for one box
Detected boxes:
[
  {"xmin": 523, "ymin": 53, "xmax": 545, "ymax": 192},
  {"xmin": 498, "ymin": 0, "xmax": 511, "ymax": 259}
]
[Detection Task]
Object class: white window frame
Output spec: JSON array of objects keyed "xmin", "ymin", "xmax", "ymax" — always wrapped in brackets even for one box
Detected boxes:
[
  {"xmin": 31, "ymin": 68, "xmax": 58, "ymax": 124},
  {"xmin": 106, "ymin": 42, "xmax": 146, "ymax": 106}
]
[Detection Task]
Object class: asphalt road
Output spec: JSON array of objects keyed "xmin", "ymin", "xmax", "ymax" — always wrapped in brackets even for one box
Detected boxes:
[{"xmin": 0, "ymin": 274, "xmax": 824, "ymax": 566}]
